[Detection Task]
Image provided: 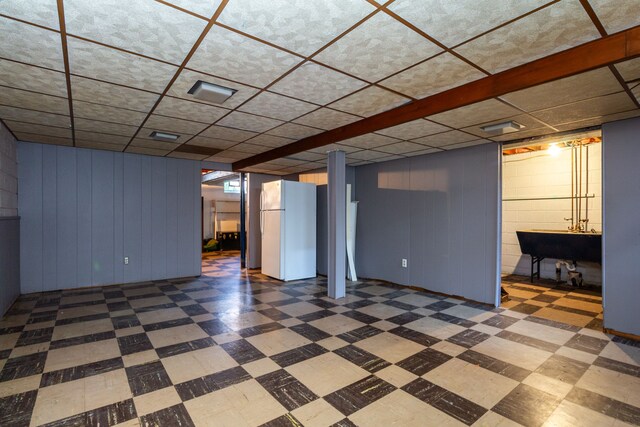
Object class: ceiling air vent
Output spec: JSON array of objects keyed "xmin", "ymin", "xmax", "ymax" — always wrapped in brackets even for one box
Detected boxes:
[
  {"xmin": 481, "ymin": 121, "xmax": 525, "ymax": 135},
  {"xmin": 150, "ymin": 131, "xmax": 180, "ymax": 142},
  {"xmin": 188, "ymin": 80, "xmax": 236, "ymax": 104}
]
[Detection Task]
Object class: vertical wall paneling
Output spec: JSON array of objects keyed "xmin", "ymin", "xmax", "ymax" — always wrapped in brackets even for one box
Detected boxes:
[
  {"xmin": 91, "ymin": 151, "xmax": 116, "ymax": 285},
  {"xmin": 165, "ymin": 159, "xmax": 179, "ymax": 279},
  {"xmin": 139, "ymin": 156, "xmax": 153, "ymax": 280},
  {"xmin": 76, "ymin": 149, "xmax": 93, "ymax": 286},
  {"xmin": 56, "ymin": 147, "xmax": 78, "ymax": 288},
  {"xmin": 113, "ymin": 155, "xmax": 125, "ymax": 284},
  {"xmin": 42, "ymin": 145, "xmax": 58, "ymax": 291},
  {"xmin": 151, "ymin": 157, "xmax": 167, "ymax": 280},
  {"xmin": 18, "ymin": 143, "xmax": 43, "ymax": 293}
]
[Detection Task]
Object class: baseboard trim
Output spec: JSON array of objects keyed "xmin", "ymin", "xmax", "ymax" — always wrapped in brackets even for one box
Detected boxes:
[{"xmin": 603, "ymin": 327, "xmax": 640, "ymax": 342}]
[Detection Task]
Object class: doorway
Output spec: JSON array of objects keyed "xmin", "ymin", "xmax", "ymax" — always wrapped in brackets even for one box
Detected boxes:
[{"xmin": 499, "ymin": 131, "xmax": 603, "ymax": 330}]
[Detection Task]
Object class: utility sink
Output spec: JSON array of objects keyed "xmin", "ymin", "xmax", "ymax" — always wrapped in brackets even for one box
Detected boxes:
[{"xmin": 516, "ymin": 230, "xmax": 602, "ymax": 263}]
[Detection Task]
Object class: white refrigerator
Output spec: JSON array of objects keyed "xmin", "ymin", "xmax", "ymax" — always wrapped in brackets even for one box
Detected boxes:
[{"xmin": 261, "ymin": 180, "xmax": 316, "ymax": 281}]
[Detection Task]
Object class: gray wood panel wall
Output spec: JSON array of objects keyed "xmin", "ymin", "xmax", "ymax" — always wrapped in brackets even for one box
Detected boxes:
[
  {"xmin": 354, "ymin": 144, "xmax": 500, "ymax": 305},
  {"xmin": 602, "ymin": 117, "xmax": 640, "ymax": 336},
  {"xmin": 18, "ymin": 142, "xmax": 201, "ymax": 293},
  {"xmin": 0, "ymin": 217, "xmax": 20, "ymax": 316}
]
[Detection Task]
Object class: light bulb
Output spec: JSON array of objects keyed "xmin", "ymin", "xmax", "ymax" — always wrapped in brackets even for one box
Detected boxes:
[{"xmin": 548, "ymin": 143, "xmax": 561, "ymax": 157}]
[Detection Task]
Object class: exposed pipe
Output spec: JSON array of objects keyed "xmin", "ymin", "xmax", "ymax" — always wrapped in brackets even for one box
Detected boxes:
[
  {"xmin": 574, "ymin": 144, "xmax": 579, "ymax": 230},
  {"xmin": 570, "ymin": 145, "xmax": 574, "ymax": 230}
]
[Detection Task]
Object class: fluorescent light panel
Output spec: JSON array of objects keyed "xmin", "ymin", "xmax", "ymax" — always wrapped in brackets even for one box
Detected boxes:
[
  {"xmin": 150, "ymin": 131, "xmax": 180, "ymax": 142},
  {"xmin": 188, "ymin": 80, "xmax": 236, "ymax": 104},
  {"xmin": 481, "ymin": 120, "xmax": 525, "ymax": 135}
]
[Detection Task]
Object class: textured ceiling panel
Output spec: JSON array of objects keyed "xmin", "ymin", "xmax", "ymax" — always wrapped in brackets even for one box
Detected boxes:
[
  {"xmin": 73, "ymin": 101, "xmax": 146, "ymax": 126},
  {"xmin": 126, "ymin": 146, "xmax": 172, "ymax": 156},
  {"xmin": 67, "ymin": 38, "xmax": 177, "ymax": 92},
  {"xmin": 328, "ymin": 86, "xmax": 409, "ymax": 117},
  {"xmin": 388, "ymin": 0, "xmax": 549, "ymax": 48},
  {"xmin": 293, "ymin": 108, "xmax": 361, "ymax": 130},
  {"xmin": 0, "ymin": 60, "xmax": 68, "ymax": 97},
  {"xmin": 340, "ymin": 133, "xmax": 401, "ymax": 150},
  {"xmin": 76, "ymin": 140, "xmax": 125, "ymax": 151},
  {"xmin": 461, "ymin": 114, "xmax": 549, "ymax": 138},
  {"xmin": 441, "ymin": 139, "xmax": 491, "ymax": 150},
  {"xmin": 245, "ymin": 134, "xmax": 294, "ymax": 148},
  {"xmin": 531, "ymin": 92, "xmax": 637, "ymax": 126},
  {"xmin": 314, "ymin": 12, "xmax": 442, "ymax": 82},
  {"xmin": 0, "ymin": 106, "xmax": 70, "ymax": 128},
  {"xmin": 269, "ymin": 62, "xmax": 367, "ymax": 105},
  {"xmin": 154, "ymin": 97, "xmax": 228, "ymax": 124},
  {"xmin": 309, "ymin": 143, "xmax": 362, "ymax": 154},
  {"xmin": 346, "ymin": 150, "xmax": 391, "ymax": 161},
  {"xmin": 209, "ymin": 150, "xmax": 252, "ymax": 160},
  {"xmin": 238, "ymin": 92, "xmax": 318, "ymax": 121},
  {"xmin": 137, "ymin": 127, "xmax": 192, "ymax": 144},
  {"xmin": 0, "ymin": 17, "xmax": 64, "ymax": 70},
  {"xmin": 404, "ymin": 147, "xmax": 442, "ymax": 157},
  {"xmin": 216, "ymin": 111, "xmax": 283, "ymax": 133},
  {"xmin": 70, "ymin": 76, "xmax": 159, "ymax": 112},
  {"xmin": 554, "ymin": 109, "xmax": 640, "ymax": 132},
  {"xmin": 376, "ymin": 119, "xmax": 449, "ymax": 140},
  {"xmin": 615, "ymin": 58, "xmax": 640, "ymax": 83},
  {"xmin": 500, "ymin": 68, "xmax": 623, "ymax": 112},
  {"xmin": 0, "ymin": 87, "xmax": 68, "ymax": 115},
  {"xmin": 231, "ymin": 143, "xmax": 272, "ymax": 154},
  {"xmin": 16, "ymin": 133, "xmax": 72, "ymax": 146},
  {"xmin": 162, "ymin": 0, "xmax": 222, "ymax": 17},
  {"xmin": 589, "ymin": 0, "xmax": 640, "ymax": 34},
  {"xmin": 267, "ymin": 123, "xmax": 323, "ymax": 139},
  {"xmin": 428, "ymin": 99, "xmax": 520, "ymax": 128},
  {"xmin": 5, "ymin": 121, "xmax": 72, "ymax": 138},
  {"xmin": 170, "ymin": 69, "xmax": 260, "ymax": 109},
  {"xmin": 74, "ymin": 118, "xmax": 138, "ymax": 137},
  {"xmin": 199, "ymin": 125, "xmax": 256, "ymax": 142},
  {"xmin": 145, "ymin": 114, "xmax": 209, "ymax": 135},
  {"xmin": 168, "ymin": 152, "xmax": 209, "ymax": 160},
  {"xmin": 455, "ymin": 0, "xmax": 600, "ymax": 74},
  {"xmin": 218, "ymin": 0, "xmax": 375, "ymax": 56},
  {"xmin": 489, "ymin": 126, "xmax": 557, "ymax": 142},
  {"xmin": 375, "ymin": 141, "xmax": 429, "ymax": 155},
  {"xmin": 187, "ymin": 136, "xmax": 236, "ymax": 150},
  {"xmin": 285, "ymin": 151, "xmax": 326, "ymax": 162},
  {"xmin": 129, "ymin": 138, "xmax": 179, "ymax": 150},
  {"xmin": 64, "ymin": 0, "xmax": 207, "ymax": 64},
  {"xmin": 0, "ymin": 0, "xmax": 60, "ymax": 29},
  {"xmin": 380, "ymin": 52, "xmax": 486, "ymax": 99},
  {"xmin": 75, "ymin": 130, "xmax": 130, "ymax": 145},
  {"xmin": 411, "ymin": 130, "xmax": 478, "ymax": 148},
  {"xmin": 188, "ymin": 25, "xmax": 302, "ymax": 87}
]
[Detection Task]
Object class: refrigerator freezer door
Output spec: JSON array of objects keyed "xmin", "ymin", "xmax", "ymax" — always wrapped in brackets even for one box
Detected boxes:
[
  {"xmin": 261, "ymin": 210, "xmax": 283, "ymax": 280},
  {"xmin": 262, "ymin": 180, "xmax": 283, "ymax": 211}
]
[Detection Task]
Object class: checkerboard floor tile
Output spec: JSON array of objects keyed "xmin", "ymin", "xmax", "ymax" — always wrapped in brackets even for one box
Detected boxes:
[{"xmin": 0, "ymin": 252, "xmax": 638, "ymax": 426}]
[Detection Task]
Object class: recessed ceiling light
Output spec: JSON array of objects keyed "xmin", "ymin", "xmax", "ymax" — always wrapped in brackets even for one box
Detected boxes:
[
  {"xmin": 188, "ymin": 80, "xmax": 236, "ymax": 104},
  {"xmin": 481, "ymin": 121, "xmax": 525, "ymax": 135},
  {"xmin": 150, "ymin": 131, "xmax": 180, "ymax": 142}
]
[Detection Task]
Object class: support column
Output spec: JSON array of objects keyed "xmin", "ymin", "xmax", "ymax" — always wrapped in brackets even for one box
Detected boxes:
[
  {"xmin": 239, "ymin": 172, "xmax": 246, "ymax": 269},
  {"xmin": 327, "ymin": 150, "xmax": 346, "ymax": 299}
]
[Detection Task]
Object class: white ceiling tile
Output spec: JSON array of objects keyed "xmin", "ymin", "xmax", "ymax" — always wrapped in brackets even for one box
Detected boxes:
[
  {"xmin": 129, "ymin": 138, "xmax": 179, "ymax": 150},
  {"xmin": 245, "ymin": 134, "xmax": 294, "ymax": 148},
  {"xmin": 489, "ymin": 126, "xmax": 557, "ymax": 142},
  {"xmin": 70, "ymin": 76, "xmax": 159, "ymax": 112},
  {"xmin": 266, "ymin": 123, "xmax": 323, "ymax": 139},
  {"xmin": 168, "ymin": 152, "xmax": 209, "ymax": 160},
  {"xmin": 380, "ymin": 52, "xmax": 486, "ymax": 99},
  {"xmin": 404, "ymin": 147, "xmax": 443, "ymax": 157},
  {"xmin": 16, "ymin": 133, "xmax": 72, "ymax": 146},
  {"xmin": 375, "ymin": 141, "xmax": 428, "ymax": 155},
  {"xmin": 75, "ymin": 130, "xmax": 130, "ymax": 145},
  {"xmin": 76, "ymin": 140, "xmax": 125, "ymax": 151},
  {"xmin": 1, "ymin": 0, "xmax": 60, "ymax": 29},
  {"xmin": 346, "ymin": 159, "xmax": 371, "ymax": 166},
  {"xmin": 441, "ymin": 139, "xmax": 492, "ymax": 150},
  {"xmin": 162, "ymin": 0, "xmax": 222, "ymax": 17},
  {"xmin": 428, "ymin": 99, "xmax": 520, "ymax": 128},
  {"xmin": 376, "ymin": 119, "xmax": 449, "ymax": 140},
  {"xmin": 5, "ymin": 121, "xmax": 72, "ymax": 138},
  {"xmin": 309, "ymin": 143, "xmax": 362, "ymax": 154},
  {"xmin": 340, "ymin": 133, "xmax": 401, "ymax": 150},
  {"xmin": 371, "ymin": 154, "xmax": 406, "ymax": 163},
  {"xmin": 411, "ymin": 130, "xmax": 478, "ymax": 148},
  {"xmin": 204, "ymin": 156, "xmax": 235, "ymax": 164},
  {"xmin": 454, "ymin": 0, "xmax": 600, "ymax": 74},
  {"xmin": 154, "ymin": 97, "xmax": 228, "ymax": 124},
  {"xmin": 615, "ymin": 58, "xmax": 640, "ymax": 83},
  {"xmin": 238, "ymin": 92, "xmax": 318, "ymax": 121},
  {"xmin": 388, "ymin": 0, "xmax": 549, "ymax": 48},
  {"xmin": 73, "ymin": 101, "xmax": 146, "ymax": 126},
  {"xmin": 0, "ymin": 17, "xmax": 64, "ymax": 70},
  {"xmin": 328, "ymin": 86, "xmax": 409, "ymax": 117},
  {"xmin": 285, "ymin": 151, "xmax": 326, "ymax": 162},
  {"xmin": 500, "ymin": 68, "xmax": 623, "ymax": 112},
  {"xmin": 0, "ymin": 87, "xmax": 68, "ymax": 115},
  {"xmin": 187, "ymin": 136, "xmax": 237, "ymax": 150},
  {"xmin": 170, "ymin": 69, "xmax": 260, "ymax": 109},
  {"xmin": 211, "ymin": 150, "xmax": 252, "ymax": 160},
  {"xmin": 0, "ymin": 59, "xmax": 68, "ymax": 97},
  {"xmin": 314, "ymin": 12, "xmax": 442, "ymax": 82},
  {"xmin": 145, "ymin": 114, "xmax": 208, "ymax": 135},
  {"xmin": 590, "ymin": 0, "xmax": 640, "ymax": 34},
  {"xmin": 265, "ymin": 157, "xmax": 307, "ymax": 167},
  {"xmin": 0, "ymin": 106, "xmax": 70, "ymax": 128},
  {"xmin": 218, "ymin": 0, "xmax": 375, "ymax": 56},
  {"xmin": 217, "ymin": 112, "xmax": 283, "ymax": 133},
  {"xmin": 461, "ymin": 114, "xmax": 549, "ymax": 138},
  {"xmin": 633, "ymin": 85, "xmax": 640, "ymax": 104},
  {"xmin": 199, "ymin": 125, "xmax": 257, "ymax": 142},
  {"xmin": 68, "ymin": 38, "xmax": 178, "ymax": 92},
  {"xmin": 126, "ymin": 146, "xmax": 172, "ymax": 156},
  {"xmin": 188, "ymin": 25, "xmax": 302, "ymax": 87},
  {"xmin": 270, "ymin": 62, "xmax": 367, "ymax": 105},
  {"xmin": 293, "ymin": 108, "xmax": 361, "ymax": 130},
  {"xmin": 65, "ymin": 0, "xmax": 207, "ymax": 64},
  {"xmin": 554, "ymin": 109, "xmax": 640, "ymax": 132},
  {"xmin": 232, "ymin": 143, "xmax": 272, "ymax": 154},
  {"xmin": 531, "ymin": 92, "xmax": 637, "ymax": 126},
  {"xmin": 346, "ymin": 150, "xmax": 391, "ymax": 161},
  {"xmin": 74, "ymin": 118, "xmax": 138, "ymax": 137}
]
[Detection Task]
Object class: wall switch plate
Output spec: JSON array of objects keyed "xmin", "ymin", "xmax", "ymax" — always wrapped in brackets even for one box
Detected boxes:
[
  {"xmin": 402, "ymin": 259, "xmax": 407, "ymax": 268},
  {"xmin": 124, "ymin": 257, "xmax": 129, "ymax": 265}
]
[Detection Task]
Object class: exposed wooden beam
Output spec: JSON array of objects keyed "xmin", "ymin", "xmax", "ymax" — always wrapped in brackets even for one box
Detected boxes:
[{"xmin": 233, "ymin": 25, "xmax": 640, "ymax": 171}]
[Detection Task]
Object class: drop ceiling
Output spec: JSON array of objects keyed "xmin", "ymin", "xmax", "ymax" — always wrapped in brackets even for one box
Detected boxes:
[{"xmin": 0, "ymin": 0, "xmax": 639, "ymax": 175}]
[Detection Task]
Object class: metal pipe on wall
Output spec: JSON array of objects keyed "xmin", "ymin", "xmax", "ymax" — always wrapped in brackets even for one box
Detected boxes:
[
  {"xmin": 586, "ymin": 144, "xmax": 589, "ymax": 229},
  {"xmin": 570, "ymin": 145, "xmax": 574, "ymax": 230},
  {"xmin": 579, "ymin": 142, "xmax": 583, "ymax": 229}
]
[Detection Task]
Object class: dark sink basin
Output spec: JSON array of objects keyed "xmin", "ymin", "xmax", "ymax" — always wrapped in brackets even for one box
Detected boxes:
[{"xmin": 516, "ymin": 230, "xmax": 602, "ymax": 263}]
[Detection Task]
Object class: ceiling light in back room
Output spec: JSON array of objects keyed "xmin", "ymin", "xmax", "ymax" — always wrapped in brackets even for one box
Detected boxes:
[
  {"xmin": 481, "ymin": 120, "xmax": 525, "ymax": 135},
  {"xmin": 188, "ymin": 80, "xmax": 236, "ymax": 104},
  {"xmin": 150, "ymin": 131, "xmax": 180, "ymax": 142}
]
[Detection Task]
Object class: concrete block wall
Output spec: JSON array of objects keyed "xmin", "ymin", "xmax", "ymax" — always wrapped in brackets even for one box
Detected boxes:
[{"xmin": 502, "ymin": 143, "xmax": 602, "ymax": 284}]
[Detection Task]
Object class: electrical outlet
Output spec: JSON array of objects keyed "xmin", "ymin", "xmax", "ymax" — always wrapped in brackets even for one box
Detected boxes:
[
  {"xmin": 124, "ymin": 257, "xmax": 129, "ymax": 265},
  {"xmin": 402, "ymin": 259, "xmax": 407, "ymax": 268}
]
